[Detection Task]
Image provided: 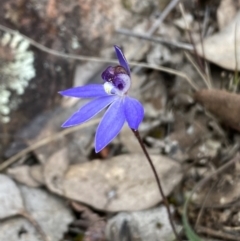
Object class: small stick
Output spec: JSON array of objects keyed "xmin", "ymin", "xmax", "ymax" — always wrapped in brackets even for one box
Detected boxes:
[
  {"xmin": 116, "ymin": 28, "xmax": 193, "ymax": 51},
  {"xmin": 0, "ymin": 118, "xmax": 101, "ymax": 171},
  {"xmin": 179, "ymin": 3, "xmax": 206, "ymax": 77},
  {"xmin": 184, "ymin": 153, "xmax": 239, "ymax": 239},
  {"xmin": 20, "ymin": 210, "xmax": 50, "ymax": 241},
  {"xmin": 129, "ymin": 0, "xmax": 181, "ymax": 72},
  {"xmin": 196, "ymin": 4, "xmax": 212, "ymax": 88},
  {"xmin": 190, "ymin": 154, "xmax": 239, "ymax": 194},
  {"xmin": 184, "ymin": 51, "xmax": 210, "ymax": 89},
  {"xmin": 0, "ymin": 24, "xmax": 198, "ymax": 90},
  {"xmin": 147, "ymin": 0, "xmax": 181, "ymax": 36},
  {"xmin": 132, "ymin": 129, "xmax": 181, "ymax": 241},
  {"xmin": 194, "ymin": 181, "xmax": 217, "ymax": 228},
  {"xmin": 197, "ymin": 226, "xmax": 240, "ymax": 241}
]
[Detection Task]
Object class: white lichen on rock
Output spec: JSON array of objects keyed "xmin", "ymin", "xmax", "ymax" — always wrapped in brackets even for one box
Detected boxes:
[{"xmin": 0, "ymin": 32, "xmax": 35, "ymax": 123}]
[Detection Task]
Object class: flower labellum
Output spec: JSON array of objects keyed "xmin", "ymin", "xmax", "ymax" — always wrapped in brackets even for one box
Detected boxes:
[{"xmin": 59, "ymin": 45, "xmax": 144, "ymax": 153}]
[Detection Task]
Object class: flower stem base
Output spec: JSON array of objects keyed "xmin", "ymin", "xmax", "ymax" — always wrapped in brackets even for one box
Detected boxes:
[{"xmin": 131, "ymin": 129, "xmax": 181, "ymax": 241}]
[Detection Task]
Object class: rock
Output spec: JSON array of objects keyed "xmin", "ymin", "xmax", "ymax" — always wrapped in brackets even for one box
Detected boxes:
[
  {"xmin": 106, "ymin": 206, "xmax": 178, "ymax": 241},
  {"xmin": 53, "ymin": 154, "xmax": 183, "ymax": 212}
]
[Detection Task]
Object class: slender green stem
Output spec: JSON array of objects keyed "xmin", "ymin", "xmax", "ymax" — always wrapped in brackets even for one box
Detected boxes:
[{"xmin": 132, "ymin": 129, "xmax": 181, "ymax": 241}]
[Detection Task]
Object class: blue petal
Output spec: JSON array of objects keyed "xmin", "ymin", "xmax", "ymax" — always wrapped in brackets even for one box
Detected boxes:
[
  {"xmin": 114, "ymin": 45, "xmax": 131, "ymax": 76},
  {"xmin": 124, "ymin": 97, "xmax": 144, "ymax": 130},
  {"xmin": 62, "ymin": 95, "xmax": 117, "ymax": 127},
  {"xmin": 59, "ymin": 84, "xmax": 108, "ymax": 98},
  {"xmin": 95, "ymin": 98, "xmax": 125, "ymax": 152}
]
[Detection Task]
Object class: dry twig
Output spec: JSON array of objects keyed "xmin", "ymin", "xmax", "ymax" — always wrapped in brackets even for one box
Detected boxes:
[
  {"xmin": 116, "ymin": 28, "xmax": 193, "ymax": 50},
  {"xmin": 184, "ymin": 51, "xmax": 210, "ymax": 89},
  {"xmin": 197, "ymin": 226, "xmax": 240, "ymax": 241},
  {"xmin": 179, "ymin": 3, "xmax": 211, "ymax": 88},
  {"xmin": 184, "ymin": 154, "xmax": 240, "ymax": 240},
  {"xmin": 0, "ymin": 24, "xmax": 198, "ymax": 90},
  {"xmin": 0, "ymin": 118, "xmax": 101, "ymax": 171},
  {"xmin": 20, "ymin": 210, "xmax": 50, "ymax": 241}
]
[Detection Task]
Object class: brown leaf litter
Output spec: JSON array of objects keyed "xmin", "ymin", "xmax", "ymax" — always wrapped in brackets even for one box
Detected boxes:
[{"xmin": 194, "ymin": 89, "xmax": 240, "ymax": 132}]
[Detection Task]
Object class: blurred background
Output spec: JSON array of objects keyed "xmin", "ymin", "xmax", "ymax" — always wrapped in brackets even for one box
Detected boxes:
[{"xmin": 1, "ymin": 0, "xmax": 240, "ymax": 241}]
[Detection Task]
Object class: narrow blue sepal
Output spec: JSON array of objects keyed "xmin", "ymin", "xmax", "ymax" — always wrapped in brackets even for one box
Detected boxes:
[
  {"xmin": 62, "ymin": 96, "xmax": 117, "ymax": 127},
  {"xmin": 59, "ymin": 84, "xmax": 108, "ymax": 98},
  {"xmin": 114, "ymin": 45, "xmax": 131, "ymax": 76},
  {"xmin": 95, "ymin": 99, "xmax": 125, "ymax": 152}
]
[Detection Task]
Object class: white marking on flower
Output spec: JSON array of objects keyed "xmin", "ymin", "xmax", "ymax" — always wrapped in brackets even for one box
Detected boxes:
[{"xmin": 103, "ymin": 82, "xmax": 114, "ymax": 95}]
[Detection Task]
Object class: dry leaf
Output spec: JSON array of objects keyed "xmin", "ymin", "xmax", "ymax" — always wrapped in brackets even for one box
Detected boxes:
[
  {"xmin": 6, "ymin": 98, "xmax": 95, "ymax": 163},
  {"xmin": 7, "ymin": 165, "xmax": 41, "ymax": 188},
  {"xmin": 25, "ymin": 103, "xmax": 94, "ymax": 164},
  {"xmin": 165, "ymin": 120, "xmax": 208, "ymax": 162},
  {"xmin": 147, "ymin": 44, "xmax": 171, "ymax": 65},
  {"xmin": 196, "ymin": 11, "xmax": 240, "ymax": 70},
  {"xmin": 217, "ymin": 0, "xmax": 238, "ymax": 29},
  {"xmin": 194, "ymin": 89, "xmax": 240, "ymax": 131},
  {"xmin": 30, "ymin": 165, "xmax": 45, "ymax": 185},
  {"xmin": 188, "ymin": 139, "xmax": 221, "ymax": 160},
  {"xmin": 174, "ymin": 13, "xmax": 194, "ymax": 30},
  {"xmin": 51, "ymin": 154, "xmax": 183, "ymax": 212},
  {"xmin": 44, "ymin": 148, "xmax": 69, "ymax": 195},
  {"xmin": 167, "ymin": 121, "xmax": 208, "ymax": 151},
  {"xmin": 192, "ymin": 175, "xmax": 240, "ymax": 207}
]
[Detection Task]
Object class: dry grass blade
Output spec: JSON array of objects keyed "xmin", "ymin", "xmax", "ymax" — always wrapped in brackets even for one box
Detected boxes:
[
  {"xmin": 116, "ymin": 28, "xmax": 193, "ymax": 50},
  {"xmin": 232, "ymin": 23, "xmax": 240, "ymax": 92},
  {"xmin": 194, "ymin": 181, "xmax": 217, "ymax": 228},
  {"xmin": 179, "ymin": 3, "xmax": 211, "ymax": 89},
  {"xmin": 0, "ymin": 24, "xmax": 198, "ymax": 90},
  {"xmin": 183, "ymin": 154, "xmax": 239, "ymax": 240},
  {"xmin": 0, "ymin": 118, "xmax": 101, "ymax": 171},
  {"xmin": 184, "ymin": 51, "xmax": 210, "ymax": 89},
  {"xmin": 20, "ymin": 210, "xmax": 50, "ymax": 241},
  {"xmin": 190, "ymin": 154, "xmax": 239, "ymax": 204},
  {"xmin": 197, "ymin": 226, "xmax": 240, "ymax": 241},
  {"xmin": 129, "ymin": 61, "xmax": 198, "ymax": 90},
  {"xmin": 147, "ymin": 0, "xmax": 181, "ymax": 35}
]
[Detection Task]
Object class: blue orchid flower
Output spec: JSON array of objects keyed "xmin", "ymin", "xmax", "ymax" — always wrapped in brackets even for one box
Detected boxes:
[{"xmin": 59, "ymin": 46, "xmax": 144, "ymax": 153}]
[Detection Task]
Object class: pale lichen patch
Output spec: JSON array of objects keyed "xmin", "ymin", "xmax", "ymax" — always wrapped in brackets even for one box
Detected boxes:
[{"xmin": 0, "ymin": 32, "xmax": 36, "ymax": 123}]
